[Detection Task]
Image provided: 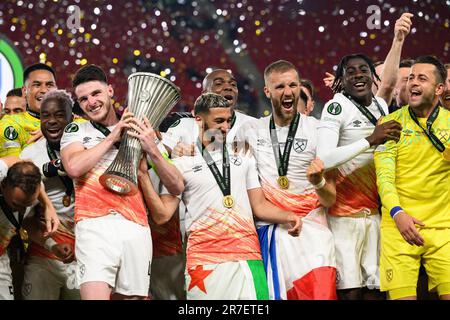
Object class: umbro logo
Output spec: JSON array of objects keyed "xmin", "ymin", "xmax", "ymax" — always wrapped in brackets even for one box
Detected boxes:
[{"xmin": 352, "ymin": 120, "xmax": 362, "ymax": 127}]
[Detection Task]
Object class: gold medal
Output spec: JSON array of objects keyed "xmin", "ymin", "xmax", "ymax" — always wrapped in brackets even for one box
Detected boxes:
[
  {"xmin": 277, "ymin": 176, "xmax": 289, "ymax": 189},
  {"xmin": 443, "ymin": 148, "xmax": 450, "ymax": 161},
  {"xmin": 62, "ymin": 194, "xmax": 71, "ymax": 207},
  {"xmin": 19, "ymin": 227, "xmax": 29, "ymax": 251},
  {"xmin": 222, "ymin": 195, "xmax": 235, "ymax": 208}
]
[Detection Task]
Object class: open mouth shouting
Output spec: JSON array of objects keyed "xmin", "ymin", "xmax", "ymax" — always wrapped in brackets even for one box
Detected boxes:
[{"xmin": 281, "ymin": 98, "xmax": 294, "ymax": 112}]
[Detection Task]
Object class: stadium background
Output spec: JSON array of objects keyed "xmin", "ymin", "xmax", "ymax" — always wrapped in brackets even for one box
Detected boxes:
[{"xmin": 0, "ymin": 0, "xmax": 449, "ymax": 118}]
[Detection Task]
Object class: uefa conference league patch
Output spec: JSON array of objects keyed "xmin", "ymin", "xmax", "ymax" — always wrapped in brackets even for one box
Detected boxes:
[
  {"xmin": 327, "ymin": 102, "xmax": 342, "ymax": 115},
  {"xmin": 4, "ymin": 126, "xmax": 18, "ymax": 140},
  {"xmin": 169, "ymin": 119, "xmax": 180, "ymax": 128},
  {"xmin": 64, "ymin": 123, "xmax": 79, "ymax": 133}
]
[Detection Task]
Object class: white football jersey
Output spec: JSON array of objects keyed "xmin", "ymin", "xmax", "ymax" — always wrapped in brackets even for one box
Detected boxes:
[
  {"xmin": 161, "ymin": 111, "xmax": 255, "ymax": 150},
  {"xmin": 317, "ymin": 92, "xmax": 389, "ymax": 216}
]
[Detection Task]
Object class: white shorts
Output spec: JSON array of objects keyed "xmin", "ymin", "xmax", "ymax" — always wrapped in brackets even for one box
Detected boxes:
[
  {"xmin": 75, "ymin": 213, "xmax": 152, "ymax": 297},
  {"xmin": 327, "ymin": 212, "xmax": 380, "ymax": 290},
  {"xmin": 0, "ymin": 252, "xmax": 13, "ymax": 300},
  {"xmin": 22, "ymin": 255, "xmax": 80, "ymax": 300}
]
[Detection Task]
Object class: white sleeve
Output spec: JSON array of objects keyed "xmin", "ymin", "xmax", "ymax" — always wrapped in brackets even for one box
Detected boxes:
[
  {"xmin": 60, "ymin": 122, "xmax": 84, "ymax": 151},
  {"xmin": 0, "ymin": 160, "xmax": 8, "ymax": 182},
  {"xmin": 161, "ymin": 121, "xmax": 186, "ymax": 150},
  {"xmin": 246, "ymin": 155, "xmax": 261, "ymax": 190},
  {"xmin": 317, "ymin": 101, "xmax": 370, "ymax": 169}
]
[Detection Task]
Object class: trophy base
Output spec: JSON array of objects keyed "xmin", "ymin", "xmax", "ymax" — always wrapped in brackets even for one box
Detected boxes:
[{"xmin": 99, "ymin": 172, "xmax": 138, "ymax": 195}]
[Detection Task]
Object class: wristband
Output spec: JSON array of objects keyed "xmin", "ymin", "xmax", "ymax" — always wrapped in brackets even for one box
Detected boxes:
[
  {"xmin": 44, "ymin": 237, "xmax": 57, "ymax": 251},
  {"xmin": 390, "ymin": 206, "xmax": 403, "ymax": 219},
  {"xmin": 312, "ymin": 177, "xmax": 326, "ymax": 190}
]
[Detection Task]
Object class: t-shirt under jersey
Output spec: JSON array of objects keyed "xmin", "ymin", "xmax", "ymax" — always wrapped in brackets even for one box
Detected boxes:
[
  {"xmin": 161, "ymin": 145, "xmax": 262, "ymax": 269},
  {"xmin": 374, "ymin": 106, "xmax": 450, "ymax": 229},
  {"xmin": 20, "ymin": 138, "xmax": 76, "ymax": 260},
  {"xmin": 60, "ymin": 121, "xmax": 148, "ymax": 226},
  {"xmin": 0, "ymin": 111, "xmax": 41, "ymax": 157},
  {"xmin": 161, "ymin": 110, "xmax": 255, "ymax": 150},
  {"xmin": 317, "ymin": 93, "xmax": 389, "ymax": 216},
  {"xmin": 240, "ymin": 114, "xmax": 321, "ymax": 220}
]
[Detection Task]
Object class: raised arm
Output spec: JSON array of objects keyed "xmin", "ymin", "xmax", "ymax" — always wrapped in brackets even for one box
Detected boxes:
[{"xmin": 376, "ymin": 13, "xmax": 413, "ymax": 105}]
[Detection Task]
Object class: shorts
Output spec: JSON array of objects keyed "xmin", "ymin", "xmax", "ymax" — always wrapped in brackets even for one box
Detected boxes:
[
  {"xmin": 0, "ymin": 252, "xmax": 13, "ymax": 300},
  {"xmin": 380, "ymin": 227, "xmax": 450, "ymax": 299},
  {"xmin": 22, "ymin": 255, "xmax": 80, "ymax": 300},
  {"xmin": 75, "ymin": 212, "xmax": 152, "ymax": 297},
  {"xmin": 186, "ymin": 260, "xmax": 268, "ymax": 300},
  {"xmin": 327, "ymin": 212, "xmax": 380, "ymax": 290}
]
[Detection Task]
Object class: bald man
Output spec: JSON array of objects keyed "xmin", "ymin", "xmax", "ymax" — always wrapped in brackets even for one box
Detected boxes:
[{"xmin": 162, "ymin": 69, "xmax": 255, "ymax": 156}]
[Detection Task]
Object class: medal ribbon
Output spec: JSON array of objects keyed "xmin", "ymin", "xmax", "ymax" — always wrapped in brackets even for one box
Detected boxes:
[
  {"xmin": 342, "ymin": 93, "xmax": 386, "ymax": 126},
  {"xmin": 269, "ymin": 113, "xmax": 300, "ymax": 178},
  {"xmin": 196, "ymin": 139, "xmax": 231, "ymax": 198},
  {"xmin": 408, "ymin": 105, "xmax": 446, "ymax": 153}
]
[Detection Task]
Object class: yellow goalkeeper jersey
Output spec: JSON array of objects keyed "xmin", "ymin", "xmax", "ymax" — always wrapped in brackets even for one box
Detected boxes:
[
  {"xmin": 374, "ymin": 106, "xmax": 450, "ymax": 229},
  {"xmin": 0, "ymin": 111, "xmax": 41, "ymax": 157}
]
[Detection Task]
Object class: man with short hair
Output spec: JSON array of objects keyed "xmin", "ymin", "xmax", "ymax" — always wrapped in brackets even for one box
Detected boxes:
[
  {"xmin": 162, "ymin": 69, "xmax": 255, "ymax": 157},
  {"xmin": 4, "ymin": 89, "xmax": 26, "ymax": 116},
  {"xmin": 239, "ymin": 60, "xmax": 338, "ymax": 300},
  {"xmin": 60, "ymin": 64, "xmax": 183, "ymax": 300},
  {"xmin": 138, "ymin": 92, "xmax": 301, "ymax": 299},
  {"xmin": 374, "ymin": 55, "xmax": 450, "ymax": 300},
  {"xmin": 20, "ymin": 90, "xmax": 79, "ymax": 300},
  {"xmin": 0, "ymin": 162, "xmax": 42, "ymax": 300},
  {"xmin": 0, "ymin": 63, "xmax": 57, "ymax": 157},
  {"xmin": 393, "ymin": 59, "xmax": 415, "ymax": 112},
  {"xmin": 317, "ymin": 13, "xmax": 412, "ymax": 300}
]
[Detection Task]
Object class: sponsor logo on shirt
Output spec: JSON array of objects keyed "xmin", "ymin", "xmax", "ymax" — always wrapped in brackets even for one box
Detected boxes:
[{"xmin": 192, "ymin": 165, "xmax": 202, "ymax": 172}]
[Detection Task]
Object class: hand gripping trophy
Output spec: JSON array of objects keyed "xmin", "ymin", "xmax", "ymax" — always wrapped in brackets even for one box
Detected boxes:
[{"xmin": 100, "ymin": 73, "xmax": 180, "ymax": 195}]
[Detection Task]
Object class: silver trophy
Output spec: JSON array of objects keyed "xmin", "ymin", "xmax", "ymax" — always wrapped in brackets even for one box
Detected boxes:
[{"xmin": 99, "ymin": 72, "xmax": 181, "ymax": 195}]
